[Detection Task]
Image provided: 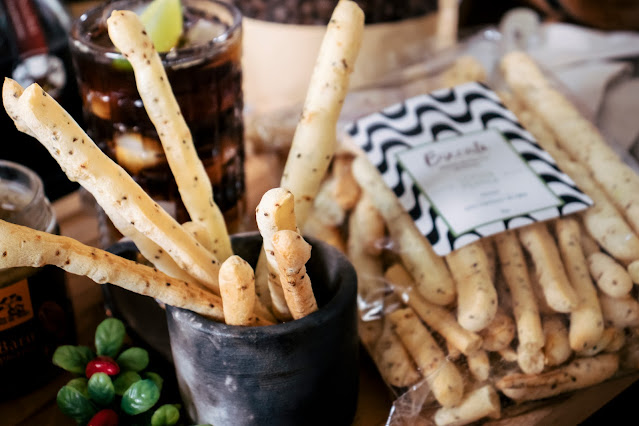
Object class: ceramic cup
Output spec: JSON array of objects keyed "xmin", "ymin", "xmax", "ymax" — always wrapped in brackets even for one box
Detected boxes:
[{"xmin": 166, "ymin": 232, "xmax": 359, "ymax": 426}]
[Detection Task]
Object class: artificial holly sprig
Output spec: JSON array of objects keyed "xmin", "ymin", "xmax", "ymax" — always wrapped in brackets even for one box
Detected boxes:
[{"xmin": 52, "ymin": 317, "xmax": 182, "ymax": 426}]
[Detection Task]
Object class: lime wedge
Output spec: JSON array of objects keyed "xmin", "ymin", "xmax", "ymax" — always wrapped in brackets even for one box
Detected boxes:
[{"xmin": 139, "ymin": 0, "xmax": 183, "ymax": 52}]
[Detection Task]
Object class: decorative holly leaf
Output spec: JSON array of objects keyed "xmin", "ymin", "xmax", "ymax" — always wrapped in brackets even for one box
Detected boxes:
[
  {"xmin": 144, "ymin": 371, "xmax": 164, "ymax": 393},
  {"xmin": 88, "ymin": 372, "xmax": 115, "ymax": 406},
  {"xmin": 56, "ymin": 385, "xmax": 97, "ymax": 424},
  {"xmin": 95, "ymin": 318, "xmax": 126, "ymax": 357},
  {"xmin": 66, "ymin": 378, "xmax": 89, "ymax": 398},
  {"xmin": 151, "ymin": 404, "xmax": 181, "ymax": 425},
  {"xmin": 121, "ymin": 379, "xmax": 160, "ymax": 415},
  {"xmin": 113, "ymin": 371, "xmax": 142, "ymax": 396},
  {"xmin": 117, "ymin": 347, "xmax": 149, "ymax": 372},
  {"xmin": 53, "ymin": 345, "xmax": 95, "ymax": 374}
]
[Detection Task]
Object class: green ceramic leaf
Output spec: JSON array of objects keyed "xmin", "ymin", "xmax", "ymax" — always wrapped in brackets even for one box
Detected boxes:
[
  {"xmin": 121, "ymin": 379, "xmax": 160, "ymax": 415},
  {"xmin": 56, "ymin": 385, "xmax": 97, "ymax": 423},
  {"xmin": 151, "ymin": 404, "xmax": 180, "ymax": 425},
  {"xmin": 88, "ymin": 372, "xmax": 115, "ymax": 406},
  {"xmin": 117, "ymin": 347, "xmax": 149, "ymax": 372},
  {"xmin": 52, "ymin": 345, "xmax": 94, "ymax": 374},
  {"xmin": 144, "ymin": 371, "xmax": 164, "ymax": 393},
  {"xmin": 95, "ymin": 318, "xmax": 126, "ymax": 357},
  {"xmin": 113, "ymin": 371, "xmax": 142, "ymax": 396},
  {"xmin": 66, "ymin": 377, "xmax": 89, "ymax": 398}
]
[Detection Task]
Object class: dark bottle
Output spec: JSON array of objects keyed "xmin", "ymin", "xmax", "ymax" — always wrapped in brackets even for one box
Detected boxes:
[{"xmin": 0, "ymin": 0, "xmax": 82, "ymax": 201}]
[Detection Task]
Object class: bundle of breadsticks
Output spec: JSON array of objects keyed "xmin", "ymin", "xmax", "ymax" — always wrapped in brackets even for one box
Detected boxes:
[
  {"xmin": 299, "ymin": 51, "xmax": 639, "ymax": 425},
  {"xmin": 0, "ymin": 0, "xmax": 364, "ymax": 326}
]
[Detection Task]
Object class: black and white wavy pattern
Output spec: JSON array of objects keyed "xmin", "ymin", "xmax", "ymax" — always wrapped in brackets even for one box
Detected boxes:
[{"xmin": 346, "ymin": 82, "xmax": 593, "ymax": 255}]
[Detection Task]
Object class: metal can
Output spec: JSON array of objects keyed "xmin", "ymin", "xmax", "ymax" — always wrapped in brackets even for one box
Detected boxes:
[{"xmin": 0, "ymin": 160, "xmax": 76, "ymax": 400}]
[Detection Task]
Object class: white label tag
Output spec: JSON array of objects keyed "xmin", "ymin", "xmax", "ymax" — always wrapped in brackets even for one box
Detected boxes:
[{"xmin": 397, "ymin": 128, "xmax": 561, "ymax": 235}]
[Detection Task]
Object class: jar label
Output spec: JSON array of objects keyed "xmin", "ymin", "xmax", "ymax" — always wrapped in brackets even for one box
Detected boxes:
[{"xmin": 0, "ymin": 279, "xmax": 34, "ymax": 332}]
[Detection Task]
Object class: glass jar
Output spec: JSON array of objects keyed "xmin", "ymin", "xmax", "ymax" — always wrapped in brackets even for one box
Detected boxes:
[{"xmin": 0, "ymin": 160, "xmax": 76, "ymax": 400}]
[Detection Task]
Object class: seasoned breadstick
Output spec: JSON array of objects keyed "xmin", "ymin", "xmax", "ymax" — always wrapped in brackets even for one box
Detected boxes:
[
  {"xmin": 478, "ymin": 309, "xmax": 515, "ymax": 352},
  {"xmin": 518, "ymin": 222, "xmax": 578, "ymax": 313},
  {"xmin": 576, "ymin": 327, "xmax": 620, "ymax": 357},
  {"xmin": 500, "ymin": 91, "xmax": 639, "ymax": 265},
  {"xmin": 446, "ymin": 241, "xmax": 498, "ymax": 332},
  {"xmin": 466, "ymin": 349, "xmax": 490, "ymax": 382},
  {"xmin": 3, "ymin": 78, "xmax": 35, "ymax": 137},
  {"xmin": 255, "ymin": 188, "xmax": 297, "ymax": 321},
  {"xmin": 627, "ymin": 260, "xmax": 639, "ymax": 284},
  {"xmin": 302, "ymin": 214, "xmax": 346, "ymax": 253},
  {"xmin": 331, "ymin": 153, "xmax": 361, "ymax": 211},
  {"xmin": 494, "ymin": 230, "xmax": 545, "ymax": 374},
  {"xmin": 388, "ymin": 308, "xmax": 465, "ymax": 407},
  {"xmin": 349, "ymin": 192, "xmax": 386, "ymax": 257},
  {"xmin": 373, "ymin": 318, "xmax": 422, "ymax": 388},
  {"xmin": 496, "ymin": 354, "xmax": 619, "ymax": 402},
  {"xmin": 482, "ymin": 238, "xmax": 497, "ymax": 284},
  {"xmin": 599, "ymin": 292, "xmax": 639, "ymax": 328},
  {"xmin": 107, "ymin": 10, "xmax": 232, "ymax": 261},
  {"xmin": 351, "ymin": 155, "xmax": 455, "ymax": 305},
  {"xmin": 555, "ymin": 218, "xmax": 604, "ymax": 352},
  {"xmin": 280, "ymin": 0, "xmax": 364, "ymax": 226},
  {"xmin": 272, "ymin": 230, "xmax": 318, "ymax": 319},
  {"xmin": 502, "ymin": 52, "xmax": 639, "ymax": 241},
  {"xmin": 434, "ymin": 385, "xmax": 501, "ymax": 426},
  {"xmin": 385, "ymin": 263, "xmax": 482, "ymax": 355},
  {"xmin": 11, "ymin": 82, "xmax": 224, "ymax": 294},
  {"xmin": 0, "ymin": 219, "xmax": 226, "ymax": 321},
  {"xmin": 588, "ymin": 252, "xmax": 633, "ymax": 298},
  {"xmin": 219, "ymin": 256, "xmax": 256, "ymax": 326},
  {"xmin": 542, "ymin": 315, "xmax": 572, "ymax": 367}
]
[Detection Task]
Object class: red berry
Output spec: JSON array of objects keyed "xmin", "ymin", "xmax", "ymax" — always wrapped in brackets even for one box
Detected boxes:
[
  {"xmin": 86, "ymin": 356, "xmax": 120, "ymax": 378},
  {"xmin": 88, "ymin": 409, "xmax": 118, "ymax": 426}
]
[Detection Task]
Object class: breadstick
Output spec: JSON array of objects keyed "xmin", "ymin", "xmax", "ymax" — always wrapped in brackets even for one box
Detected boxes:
[
  {"xmin": 576, "ymin": 327, "xmax": 620, "ymax": 357},
  {"xmin": 359, "ymin": 317, "xmax": 383, "ymax": 349},
  {"xmin": 373, "ymin": 318, "xmax": 422, "ymax": 388},
  {"xmin": 542, "ymin": 315, "xmax": 572, "ymax": 367},
  {"xmin": 348, "ymin": 192, "xmax": 386, "ymax": 257},
  {"xmin": 3, "ymin": 77, "xmax": 35, "ymax": 137},
  {"xmin": 331, "ymin": 153, "xmax": 361, "ymax": 211},
  {"xmin": 627, "ymin": 260, "xmax": 639, "ymax": 284},
  {"xmin": 478, "ymin": 309, "xmax": 515, "ymax": 352},
  {"xmin": 351, "ymin": 155, "xmax": 455, "ymax": 305},
  {"xmin": 434, "ymin": 385, "xmax": 501, "ymax": 426},
  {"xmin": 496, "ymin": 353, "xmax": 619, "ymax": 402},
  {"xmin": 446, "ymin": 241, "xmax": 498, "ymax": 332},
  {"xmin": 502, "ymin": 52, "xmax": 639, "ymax": 241},
  {"xmin": 11, "ymin": 82, "xmax": 224, "ymax": 294},
  {"xmin": 466, "ymin": 349, "xmax": 490, "ymax": 382},
  {"xmin": 280, "ymin": 0, "xmax": 364, "ymax": 226},
  {"xmin": 555, "ymin": 218, "xmax": 604, "ymax": 352},
  {"xmin": 272, "ymin": 230, "xmax": 318, "ymax": 320},
  {"xmin": 311, "ymin": 177, "xmax": 346, "ymax": 227},
  {"xmin": 385, "ymin": 263, "xmax": 482, "ymax": 355},
  {"xmin": 500, "ymin": 90, "xmax": 639, "ymax": 265},
  {"xmin": 302, "ymin": 214, "xmax": 346, "ymax": 253},
  {"xmin": 580, "ymin": 226, "xmax": 601, "ymax": 258},
  {"xmin": 599, "ymin": 293, "xmax": 639, "ymax": 328},
  {"xmin": 219, "ymin": 256, "xmax": 256, "ymax": 326},
  {"xmin": 497, "ymin": 347, "xmax": 518, "ymax": 363},
  {"xmin": 588, "ymin": 252, "xmax": 633, "ymax": 298},
  {"xmin": 388, "ymin": 308, "xmax": 465, "ymax": 407},
  {"xmin": 493, "ymin": 230, "xmax": 545, "ymax": 374},
  {"xmin": 0, "ymin": 219, "xmax": 226, "ymax": 322},
  {"xmin": 255, "ymin": 188, "xmax": 297, "ymax": 321},
  {"xmin": 518, "ymin": 222, "xmax": 578, "ymax": 312},
  {"xmin": 483, "ymin": 237, "xmax": 497, "ymax": 284},
  {"xmin": 107, "ymin": 10, "xmax": 232, "ymax": 261}
]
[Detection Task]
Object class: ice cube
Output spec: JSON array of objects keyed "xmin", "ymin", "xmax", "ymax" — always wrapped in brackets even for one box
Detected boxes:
[
  {"xmin": 185, "ymin": 19, "xmax": 227, "ymax": 46},
  {"xmin": 113, "ymin": 132, "xmax": 166, "ymax": 174}
]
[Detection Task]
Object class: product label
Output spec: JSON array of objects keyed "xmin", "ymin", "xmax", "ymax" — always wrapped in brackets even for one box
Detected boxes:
[
  {"xmin": 0, "ymin": 279, "xmax": 34, "ymax": 332},
  {"xmin": 346, "ymin": 82, "xmax": 593, "ymax": 255}
]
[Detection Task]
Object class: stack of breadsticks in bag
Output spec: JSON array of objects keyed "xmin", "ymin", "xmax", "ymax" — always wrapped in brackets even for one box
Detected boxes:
[
  {"xmin": 301, "ymin": 51, "xmax": 639, "ymax": 425},
  {"xmin": 0, "ymin": 0, "xmax": 364, "ymax": 326}
]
